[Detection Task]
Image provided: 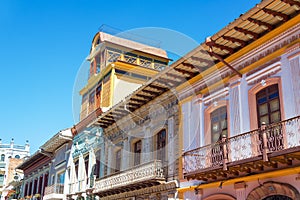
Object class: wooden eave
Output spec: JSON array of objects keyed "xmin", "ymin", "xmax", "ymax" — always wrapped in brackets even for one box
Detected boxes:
[{"xmin": 82, "ymin": 0, "xmax": 299, "ymax": 130}]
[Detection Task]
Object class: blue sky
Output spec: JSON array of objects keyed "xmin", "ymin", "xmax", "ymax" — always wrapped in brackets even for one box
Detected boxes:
[{"xmin": 0, "ymin": 0, "xmax": 260, "ymax": 154}]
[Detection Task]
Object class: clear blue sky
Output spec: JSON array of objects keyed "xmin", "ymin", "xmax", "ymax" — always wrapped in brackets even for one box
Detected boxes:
[{"xmin": 0, "ymin": 0, "xmax": 260, "ymax": 154}]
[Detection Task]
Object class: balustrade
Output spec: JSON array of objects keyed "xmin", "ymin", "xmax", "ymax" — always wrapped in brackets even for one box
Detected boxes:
[
  {"xmin": 44, "ymin": 183, "xmax": 64, "ymax": 195},
  {"xmin": 183, "ymin": 116, "xmax": 300, "ymax": 174},
  {"xmin": 94, "ymin": 160, "xmax": 165, "ymax": 193}
]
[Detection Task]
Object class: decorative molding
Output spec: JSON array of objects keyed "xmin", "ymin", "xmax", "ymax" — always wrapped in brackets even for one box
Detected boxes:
[
  {"xmin": 246, "ymin": 61, "xmax": 281, "ymax": 85},
  {"xmin": 203, "ymin": 87, "xmax": 229, "ymax": 105}
]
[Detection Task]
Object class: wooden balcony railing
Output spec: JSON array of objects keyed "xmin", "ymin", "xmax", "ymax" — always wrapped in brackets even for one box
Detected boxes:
[
  {"xmin": 93, "ymin": 160, "xmax": 165, "ymax": 194},
  {"xmin": 183, "ymin": 116, "xmax": 300, "ymax": 175},
  {"xmin": 44, "ymin": 183, "xmax": 64, "ymax": 195}
]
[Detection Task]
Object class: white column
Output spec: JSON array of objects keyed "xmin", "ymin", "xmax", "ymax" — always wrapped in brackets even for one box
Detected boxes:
[{"xmin": 121, "ymin": 138, "xmax": 129, "ymax": 171}]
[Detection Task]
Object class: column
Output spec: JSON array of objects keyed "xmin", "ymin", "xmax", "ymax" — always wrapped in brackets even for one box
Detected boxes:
[
  {"xmin": 167, "ymin": 117, "xmax": 175, "ymax": 179},
  {"xmin": 106, "ymin": 143, "xmax": 113, "ymax": 175},
  {"xmin": 121, "ymin": 138, "xmax": 129, "ymax": 171},
  {"xmin": 229, "ymin": 78, "xmax": 242, "ymax": 136}
]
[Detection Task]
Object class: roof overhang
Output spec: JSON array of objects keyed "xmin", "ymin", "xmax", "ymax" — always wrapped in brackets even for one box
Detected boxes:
[{"xmin": 74, "ymin": 0, "xmax": 300, "ymax": 132}]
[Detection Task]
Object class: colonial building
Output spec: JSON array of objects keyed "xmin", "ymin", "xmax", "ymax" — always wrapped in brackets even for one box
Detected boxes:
[
  {"xmin": 66, "ymin": 31, "xmax": 172, "ymax": 200},
  {"xmin": 0, "ymin": 139, "xmax": 30, "ymax": 200},
  {"xmin": 175, "ymin": 0, "xmax": 300, "ymax": 199},
  {"xmin": 17, "ymin": 129, "xmax": 73, "ymax": 200}
]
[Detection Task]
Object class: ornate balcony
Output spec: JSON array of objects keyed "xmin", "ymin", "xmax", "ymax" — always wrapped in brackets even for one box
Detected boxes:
[
  {"xmin": 183, "ymin": 116, "xmax": 300, "ymax": 182},
  {"xmin": 93, "ymin": 160, "xmax": 165, "ymax": 197},
  {"xmin": 43, "ymin": 184, "xmax": 64, "ymax": 200}
]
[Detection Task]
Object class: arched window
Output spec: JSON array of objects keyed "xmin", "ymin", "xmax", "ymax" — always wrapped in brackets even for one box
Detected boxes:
[
  {"xmin": 0, "ymin": 154, "xmax": 5, "ymax": 161},
  {"xmin": 204, "ymin": 100, "xmax": 229, "ymax": 145},
  {"xmin": 211, "ymin": 106, "xmax": 228, "ymax": 143},
  {"xmin": 256, "ymin": 84, "xmax": 281, "ymax": 126}
]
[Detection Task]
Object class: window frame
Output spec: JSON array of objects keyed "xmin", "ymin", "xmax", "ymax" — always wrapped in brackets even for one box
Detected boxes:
[
  {"xmin": 248, "ymin": 77, "xmax": 285, "ymax": 129},
  {"xmin": 204, "ymin": 100, "xmax": 230, "ymax": 145}
]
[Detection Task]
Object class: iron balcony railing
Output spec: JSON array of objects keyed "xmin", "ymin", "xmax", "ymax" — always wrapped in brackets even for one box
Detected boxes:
[
  {"xmin": 44, "ymin": 183, "xmax": 64, "ymax": 195},
  {"xmin": 93, "ymin": 160, "xmax": 165, "ymax": 193},
  {"xmin": 183, "ymin": 116, "xmax": 300, "ymax": 175}
]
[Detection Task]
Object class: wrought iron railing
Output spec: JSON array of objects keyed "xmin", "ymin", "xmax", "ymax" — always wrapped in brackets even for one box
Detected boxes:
[
  {"xmin": 44, "ymin": 183, "xmax": 64, "ymax": 195},
  {"xmin": 100, "ymin": 49, "xmax": 167, "ymax": 71},
  {"xmin": 93, "ymin": 160, "xmax": 165, "ymax": 193},
  {"xmin": 183, "ymin": 116, "xmax": 300, "ymax": 174}
]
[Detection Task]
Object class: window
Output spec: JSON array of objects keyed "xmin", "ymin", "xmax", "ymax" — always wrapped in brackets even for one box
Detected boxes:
[
  {"xmin": 89, "ymin": 91, "xmax": 95, "ymax": 113},
  {"xmin": 0, "ymin": 154, "xmax": 4, "ymax": 161},
  {"xmin": 157, "ymin": 130, "xmax": 167, "ymax": 163},
  {"xmin": 84, "ymin": 155, "xmax": 89, "ymax": 179},
  {"xmin": 133, "ymin": 140, "xmax": 142, "ymax": 166},
  {"xmin": 96, "ymin": 55, "xmax": 101, "ymax": 74},
  {"xmin": 57, "ymin": 171, "xmax": 65, "ymax": 184},
  {"xmin": 96, "ymin": 85, "xmax": 102, "ymax": 108},
  {"xmin": 210, "ymin": 106, "xmax": 228, "ymax": 143},
  {"xmin": 0, "ymin": 174, "xmax": 4, "ymax": 185},
  {"xmin": 15, "ymin": 155, "xmax": 20, "ymax": 159},
  {"xmin": 256, "ymin": 84, "xmax": 281, "ymax": 126},
  {"xmin": 115, "ymin": 150, "xmax": 121, "ymax": 172},
  {"xmin": 74, "ymin": 160, "xmax": 79, "ymax": 179},
  {"xmin": 94, "ymin": 150, "xmax": 101, "ymax": 178}
]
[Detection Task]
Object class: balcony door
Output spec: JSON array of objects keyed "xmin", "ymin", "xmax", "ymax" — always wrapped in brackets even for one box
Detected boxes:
[
  {"xmin": 256, "ymin": 84, "xmax": 281, "ymax": 126},
  {"xmin": 210, "ymin": 106, "xmax": 227, "ymax": 166},
  {"xmin": 134, "ymin": 140, "xmax": 142, "ymax": 166},
  {"xmin": 157, "ymin": 130, "xmax": 166, "ymax": 163},
  {"xmin": 256, "ymin": 84, "xmax": 283, "ymax": 152}
]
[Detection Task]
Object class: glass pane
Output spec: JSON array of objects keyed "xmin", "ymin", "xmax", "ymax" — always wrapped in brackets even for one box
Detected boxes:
[
  {"xmin": 260, "ymin": 115, "xmax": 269, "ymax": 125},
  {"xmin": 259, "ymin": 103, "xmax": 268, "ymax": 116},
  {"xmin": 212, "ymin": 133, "xmax": 220, "ymax": 143},
  {"xmin": 270, "ymin": 99, "xmax": 279, "ymax": 112},
  {"xmin": 212, "ymin": 123, "xmax": 219, "ymax": 132},
  {"xmin": 220, "ymin": 119, "xmax": 227, "ymax": 129},
  {"xmin": 271, "ymin": 111, "xmax": 281, "ymax": 123}
]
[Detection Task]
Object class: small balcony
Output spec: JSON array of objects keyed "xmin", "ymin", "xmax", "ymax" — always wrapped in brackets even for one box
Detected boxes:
[
  {"xmin": 43, "ymin": 184, "xmax": 64, "ymax": 200},
  {"xmin": 93, "ymin": 160, "xmax": 165, "ymax": 197},
  {"xmin": 183, "ymin": 116, "xmax": 300, "ymax": 182}
]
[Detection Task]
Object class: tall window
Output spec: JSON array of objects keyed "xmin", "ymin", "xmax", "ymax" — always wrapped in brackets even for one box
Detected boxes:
[
  {"xmin": 57, "ymin": 171, "xmax": 65, "ymax": 184},
  {"xmin": 0, "ymin": 174, "xmax": 4, "ymax": 185},
  {"xmin": 74, "ymin": 160, "xmax": 79, "ymax": 179},
  {"xmin": 157, "ymin": 130, "xmax": 167, "ymax": 163},
  {"xmin": 115, "ymin": 150, "xmax": 121, "ymax": 172},
  {"xmin": 96, "ymin": 85, "xmax": 102, "ymax": 108},
  {"xmin": 211, "ymin": 106, "xmax": 228, "ymax": 143},
  {"xmin": 95, "ymin": 150, "xmax": 101, "ymax": 178},
  {"xmin": 256, "ymin": 84, "xmax": 281, "ymax": 126},
  {"xmin": 134, "ymin": 140, "xmax": 142, "ymax": 166},
  {"xmin": 84, "ymin": 155, "xmax": 89, "ymax": 181},
  {"xmin": 96, "ymin": 55, "xmax": 101, "ymax": 74},
  {"xmin": 0, "ymin": 154, "xmax": 4, "ymax": 161},
  {"xmin": 89, "ymin": 91, "xmax": 95, "ymax": 113}
]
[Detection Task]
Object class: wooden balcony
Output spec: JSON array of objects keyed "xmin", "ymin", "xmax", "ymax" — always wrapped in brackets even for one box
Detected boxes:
[
  {"xmin": 43, "ymin": 183, "xmax": 64, "ymax": 200},
  {"xmin": 93, "ymin": 160, "xmax": 165, "ymax": 197},
  {"xmin": 183, "ymin": 116, "xmax": 300, "ymax": 182}
]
